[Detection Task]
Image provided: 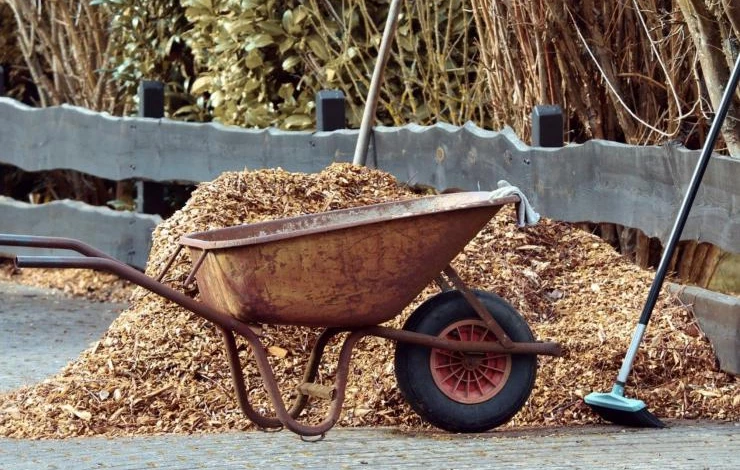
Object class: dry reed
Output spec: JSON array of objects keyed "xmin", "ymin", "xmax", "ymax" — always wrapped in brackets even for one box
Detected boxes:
[
  {"xmin": 3, "ymin": 0, "xmax": 120, "ymax": 112},
  {"xmin": 471, "ymin": 0, "xmax": 739, "ymax": 152}
]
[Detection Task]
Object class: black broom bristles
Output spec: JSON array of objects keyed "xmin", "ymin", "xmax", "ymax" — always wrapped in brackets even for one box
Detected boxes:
[{"xmin": 589, "ymin": 404, "xmax": 666, "ymax": 428}]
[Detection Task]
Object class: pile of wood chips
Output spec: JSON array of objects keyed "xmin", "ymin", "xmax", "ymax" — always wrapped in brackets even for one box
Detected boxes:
[
  {"xmin": 0, "ymin": 262, "xmax": 133, "ymax": 303},
  {"xmin": 0, "ymin": 163, "xmax": 736, "ymax": 438}
]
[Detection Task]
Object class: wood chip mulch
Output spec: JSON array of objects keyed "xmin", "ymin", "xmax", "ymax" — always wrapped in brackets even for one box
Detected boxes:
[
  {"xmin": 0, "ymin": 262, "xmax": 133, "ymax": 304},
  {"xmin": 0, "ymin": 163, "xmax": 736, "ymax": 438}
]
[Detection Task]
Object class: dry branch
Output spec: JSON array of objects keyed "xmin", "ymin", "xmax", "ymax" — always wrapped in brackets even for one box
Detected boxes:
[
  {"xmin": 3, "ymin": 0, "xmax": 120, "ymax": 112},
  {"xmin": 471, "ymin": 0, "xmax": 739, "ymax": 151}
]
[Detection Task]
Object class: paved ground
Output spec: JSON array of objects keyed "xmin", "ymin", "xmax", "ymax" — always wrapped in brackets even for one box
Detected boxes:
[
  {"xmin": 0, "ymin": 281, "xmax": 737, "ymax": 469},
  {"xmin": 0, "ymin": 281, "xmax": 125, "ymax": 392},
  {"xmin": 0, "ymin": 422, "xmax": 737, "ymax": 470}
]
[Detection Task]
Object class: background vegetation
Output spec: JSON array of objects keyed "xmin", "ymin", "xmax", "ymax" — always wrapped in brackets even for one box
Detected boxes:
[
  {"xmin": 2, "ymin": 0, "xmax": 737, "ymax": 148},
  {"xmin": 0, "ymin": 0, "xmax": 737, "ymax": 292},
  {"xmin": 471, "ymin": 0, "xmax": 740, "ymax": 152}
]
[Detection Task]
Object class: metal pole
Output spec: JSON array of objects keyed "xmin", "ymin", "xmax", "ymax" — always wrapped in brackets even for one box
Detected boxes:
[{"xmin": 352, "ymin": 0, "xmax": 404, "ymax": 166}]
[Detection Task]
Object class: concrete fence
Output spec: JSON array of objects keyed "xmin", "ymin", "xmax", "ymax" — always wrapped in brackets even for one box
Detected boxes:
[
  {"xmin": 0, "ymin": 96, "xmax": 737, "ymax": 373},
  {"xmin": 2, "ymin": 97, "xmax": 738, "ymax": 265}
]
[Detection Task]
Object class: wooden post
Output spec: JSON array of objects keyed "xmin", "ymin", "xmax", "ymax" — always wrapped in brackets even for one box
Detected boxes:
[
  {"xmin": 677, "ymin": 240, "xmax": 698, "ymax": 281},
  {"xmin": 697, "ymin": 245, "xmax": 723, "ymax": 288},
  {"xmin": 136, "ymin": 81, "xmax": 168, "ymax": 215},
  {"xmin": 635, "ymin": 231, "xmax": 651, "ymax": 268},
  {"xmin": 618, "ymin": 224, "xmax": 637, "ymax": 261},
  {"xmin": 689, "ymin": 243, "xmax": 710, "ymax": 283},
  {"xmin": 316, "ymin": 90, "xmax": 345, "ymax": 131},
  {"xmin": 667, "ymin": 244, "xmax": 680, "ymax": 273},
  {"xmin": 531, "ymin": 105, "xmax": 564, "ymax": 147},
  {"xmin": 575, "ymin": 222, "xmax": 593, "ymax": 233},
  {"xmin": 598, "ymin": 223, "xmax": 619, "ymax": 248}
]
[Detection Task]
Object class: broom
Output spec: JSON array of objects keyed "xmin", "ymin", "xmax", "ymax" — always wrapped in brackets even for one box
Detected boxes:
[{"xmin": 585, "ymin": 53, "xmax": 740, "ymax": 427}]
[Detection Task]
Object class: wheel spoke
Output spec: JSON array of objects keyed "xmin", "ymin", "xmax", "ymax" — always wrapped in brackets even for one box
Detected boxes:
[
  {"xmin": 478, "ymin": 370, "xmax": 502, "ymax": 387},
  {"xmin": 452, "ymin": 371, "xmax": 465, "ymax": 393},
  {"xmin": 479, "ymin": 363, "xmax": 508, "ymax": 373},
  {"xmin": 454, "ymin": 326, "xmax": 466, "ymax": 341},
  {"xmin": 438, "ymin": 366, "xmax": 463, "ymax": 384},
  {"xmin": 433, "ymin": 361, "xmax": 461, "ymax": 371},
  {"xmin": 472, "ymin": 369, "xmax": 485, "ymax": 394},
  {"xmin": 473, "ymin": 328, "xmax": 500, "ymax": 347},
  {"xmin": 434, "ymin": 349, "xmax": 462, "ymax": 360}
]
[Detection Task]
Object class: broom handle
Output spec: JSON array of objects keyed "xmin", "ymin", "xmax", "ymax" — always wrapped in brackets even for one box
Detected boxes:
[
  {"xmin": 352, "ymin": 0, "xmax": 404, "ymax": 166},
  {"xmin": 616, "ymin": 53, "xmax": 740, "ymax": 385}
]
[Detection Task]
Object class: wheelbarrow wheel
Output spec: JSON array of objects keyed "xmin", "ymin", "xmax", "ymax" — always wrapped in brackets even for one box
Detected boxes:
[{"xmin": 394, "ymin": 290, "xmax": 536, "ymax": 433}]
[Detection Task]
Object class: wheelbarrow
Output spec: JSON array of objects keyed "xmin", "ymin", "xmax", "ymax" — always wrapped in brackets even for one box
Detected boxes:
[{"xmin": 0, "ymin": 191, "xmax": 562, "ymax": 438}]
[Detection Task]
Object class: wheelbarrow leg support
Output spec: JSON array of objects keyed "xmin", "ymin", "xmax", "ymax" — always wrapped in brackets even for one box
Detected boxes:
[
  {"xmin": 220, "ymin": 321, "xmax": 367, "ymax": 437},
  {"xmin": 292, "ymin": 328, "xmax": 346, "ymax": 415},
  {"xmin": 219, "ymin": 325, "xmax": 347, "ymax": 430},
  {"xmin": 218, "ymin": 326, "xmax": 282, "ymax": 430},
  {"xmin": 441, "ymin": 266, "xmax": 515, "ymax": 348}
]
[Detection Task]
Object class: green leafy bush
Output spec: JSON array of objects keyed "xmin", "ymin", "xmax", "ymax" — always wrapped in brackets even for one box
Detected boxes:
[
  {"xmin": 96, "ymin": 0, "xmax": 205, "ymax": 119},
  {"xmin": 182, "ymin": 0, "xmax": 488, "ymax": 129}
]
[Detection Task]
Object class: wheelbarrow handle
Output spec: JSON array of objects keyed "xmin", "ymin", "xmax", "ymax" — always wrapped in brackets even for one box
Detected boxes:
[
  {"xmin": 0, "ymin": 233, "xmax": 115, "ymax": 260},
  {"xmin": 2, "ymin": 234, "xmax": 260, "ymax": 336},
  {"xmin": 12, "ymin": 253, "xmax": 260, "ymax": 335}
]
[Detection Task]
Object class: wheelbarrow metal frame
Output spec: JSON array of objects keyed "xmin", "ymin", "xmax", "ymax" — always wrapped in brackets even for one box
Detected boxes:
[{"xmin": 0, "ymin": 225, "xmax": 562, "ymax": 438}]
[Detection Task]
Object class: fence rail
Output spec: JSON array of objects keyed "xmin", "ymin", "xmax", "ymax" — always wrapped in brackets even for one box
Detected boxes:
[
  {"xmin": 1, "ymin": 96, "xmax": 739, "ymax": 269},
  {"xmin": 2, "ymin": 97, "xmax": 739, "ymax": 375}
]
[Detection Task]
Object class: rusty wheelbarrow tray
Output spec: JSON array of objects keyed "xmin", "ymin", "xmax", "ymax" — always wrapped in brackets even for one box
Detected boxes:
[{"xmin": 0, "ymin": 192, "xmax": 562, "ymax": 438}]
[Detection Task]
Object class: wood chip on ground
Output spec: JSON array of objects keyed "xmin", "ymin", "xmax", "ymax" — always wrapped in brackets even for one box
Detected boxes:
[{"xmin": 0, "ymin": 163, "xmax": 736, "ymax": 438}]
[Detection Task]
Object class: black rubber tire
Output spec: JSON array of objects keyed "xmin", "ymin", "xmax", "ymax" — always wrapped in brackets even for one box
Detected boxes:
[{"xmin": 394, "ymin": 290, "xmax": 537, "ymax": 433}]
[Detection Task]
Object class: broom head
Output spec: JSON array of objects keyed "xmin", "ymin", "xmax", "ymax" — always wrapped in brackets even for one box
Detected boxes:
[{"xmin": 585, "ymin": 390, "xmax": 665, "ymax": 428}]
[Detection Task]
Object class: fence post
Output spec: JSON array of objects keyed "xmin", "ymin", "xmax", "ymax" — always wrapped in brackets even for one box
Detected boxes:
[
  {"xmin": 315, "ymin": 90, "xmax": 346, "ymax": 131},
  {"xmin": 136, "ymin": 81, "xmax": 167, "ymax": 215},
  {"xmin": 531, "ymin": 104, "xmax": 563, "ymax": 147},
  {"xmin": 0, "ymin": 66, "xmax": 6, "ymax": 96},
  {"xmin": 138, "ymin": 80, "xmax": 165, "ymax": 118}
]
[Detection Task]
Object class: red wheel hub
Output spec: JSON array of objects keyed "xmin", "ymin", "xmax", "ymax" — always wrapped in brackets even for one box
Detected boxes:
[{"xmin": 430, "ymin": 320, "xmax": 512, "ymax": 404}]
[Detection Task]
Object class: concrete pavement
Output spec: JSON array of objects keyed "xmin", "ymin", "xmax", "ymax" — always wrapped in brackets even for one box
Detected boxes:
[
  {"xmin": 0, "ymin": 422, "xmax": 737, "ymax": 469},
  {"xmin": 0, "ymin": 281, "xmax": 124, "ymax": 392}
]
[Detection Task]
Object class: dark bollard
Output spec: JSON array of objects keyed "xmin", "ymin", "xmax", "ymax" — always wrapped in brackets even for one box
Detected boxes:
[
  {"xmin": 0, "ymin": 66, "xmax": 6, "ymax": 96},
  {"xmin": 136, "ymin": 81, "xmax": 167, "ymax": 215},
  {"xmin": 531, "ymin": 105, "xmax": 563, "ymax": 147},
  {"xmin": 316, "ymin": 90, "xmax": 346, "ymax": 131},
  {"xmin": 138, "ymin": 81, "xmax": 165, "ymax": 119}
]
